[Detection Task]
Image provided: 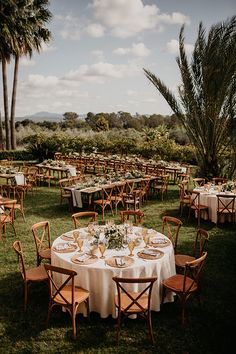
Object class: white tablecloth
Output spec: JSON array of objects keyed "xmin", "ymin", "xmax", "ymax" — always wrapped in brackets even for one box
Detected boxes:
[
  {"xmin": 194, "ymin": 188, "xmax": 236, "ymax": 223},
  {"xmin": 51, "ymin": 226, "xmax": 176, "ymax": 318}
]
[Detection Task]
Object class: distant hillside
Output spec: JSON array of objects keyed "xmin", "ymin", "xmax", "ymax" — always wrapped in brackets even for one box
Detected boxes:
[{"xmin": 16, "ymin": 111, "xmax": 64, "ymax": 122}]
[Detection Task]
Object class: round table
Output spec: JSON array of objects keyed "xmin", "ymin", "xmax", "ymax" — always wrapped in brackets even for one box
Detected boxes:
[{"xmin": 51, "ymin": 226, "xmax": 176, "ymax": 318}]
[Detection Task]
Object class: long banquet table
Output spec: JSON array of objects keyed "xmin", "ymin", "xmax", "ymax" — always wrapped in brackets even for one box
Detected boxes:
[{"xmin": 51, "ymin": 225, "xmax": 176, "ymax": 318}]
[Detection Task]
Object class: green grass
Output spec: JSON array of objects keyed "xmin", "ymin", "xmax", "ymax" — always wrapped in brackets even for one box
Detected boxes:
[{"xmin": 0, "ymin": 185, "xmax": 235, "ymax": 354}]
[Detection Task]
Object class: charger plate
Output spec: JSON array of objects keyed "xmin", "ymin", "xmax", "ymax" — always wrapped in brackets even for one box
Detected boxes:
[
  {"xmin": 149, "ymin": 238, "xmax": 171, "ymax": 248},
  {"xmin": 71, "ymin": 253, "xmax": 98, "ymax": 265},
  {"xmin": 106, "ymin": 256, "xmax": 134, "ymax": 268},
  {"xmin": 137, "ymin": 249, "xmax": 164, "ymax": 260},
  {"xmin": 52, "ymin": 242, "xmax": 78, "ymax": 253}
]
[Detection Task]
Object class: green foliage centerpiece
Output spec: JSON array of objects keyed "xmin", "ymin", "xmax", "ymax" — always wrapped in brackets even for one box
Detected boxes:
[{"xmin": 104, "ymin": 224, "xmax": 125, "ymax": 250}]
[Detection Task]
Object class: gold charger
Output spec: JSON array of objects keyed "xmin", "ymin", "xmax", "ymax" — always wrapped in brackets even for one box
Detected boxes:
[
  {"xmin": 137, "ymin": 249, "xmax": 164, "ymax": 260},
  {"xmin": 149, "ymin": 238, "xmax": 171, "ymax": 248},
  {"xmin": 52, "ymin": 242, "xmax": 78, "ymax": 253},
  {"xmin": 106, "ymin": 256, "xmax": 134, "ymax": 268},
  {"xmin": 71, "ymin": 253, "xmax": 98, "ymax": 265}
]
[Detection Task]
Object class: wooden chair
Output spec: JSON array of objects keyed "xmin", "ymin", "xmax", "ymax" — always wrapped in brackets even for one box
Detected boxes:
[
  {"xmin": 0, "ymin": 199, "xmax": 17, "ymax": 237},
  {"xmin": 153, "ymin": 174, "xmax": 169, "ymax": 200},
  {"xmin": 178, "ymin": 181, "xmax": 191, "ymax": 216},
  {"xmin": 216, "ymin": 194, "xmax": 236, "ymax": 224},
  {"xmin": 12, "ymin": 240, "xmax": 48, "ymax": 311},
  {"xmin": 212, "ymin": 177, "xmax": 227, "ymax": 185},
  {"xmin": 162, "ymin": 216, "xmax": 183, "ymax": 254},
  {"xmin": 189, "ymin": 191, "xmax": 209, "ymax": 226},
  {"xmin": 192, "ymin": 178, "xmax": 206, "ymax": 187},
  {"xmin": 162, "ymin": 252, "xmax": 208, "ymax": 325},
  {"xmin": 175, "ymin": 229, "xmax": 209, "ymax": 270},
  {"xmin": 112, "ymin": 276, "xmax": 157, "ymax": 344},
  {"xmin": 31, "ymin": 221, "xmax": 51, "ymax": 266},
  {"xmin": 44, "ymin": 264, "xmax": 90, "ymax": 339},
  {"xmin": 72, "ymin": 211, "xmax": 98, "ymax": 228},
  {"xmin": 4, "ymin": 186, "xmax": 26, "ymax": 222},
  {"xmin": 110, "ymin": 182, "xmax": 126, "ymax": 214},
  {"xmin": 94, "ymin": 186, "xmax": 114, "ymax": 221},
  {"xmin": 120, "ymin": 210, "xmax": 144, "ymax": 225},
  {"xmin": 124, "ymin": 190, "xmax": 141, "ymax": 211},
  {"xmin": 59, "ymin": 178, "xmax": 73, "ymax": 211}
]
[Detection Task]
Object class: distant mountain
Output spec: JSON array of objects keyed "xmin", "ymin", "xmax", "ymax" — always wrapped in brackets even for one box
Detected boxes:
[{"xmin": 16, "ymin": 111, "xmax": 64, "ymax": 122}]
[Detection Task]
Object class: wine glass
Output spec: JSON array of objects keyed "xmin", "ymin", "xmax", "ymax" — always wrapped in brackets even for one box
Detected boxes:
[
  {"xmin": 142, "ymin": 228, "xmax": 149, "ymax": 248},
  {"xmin": 128, "ymin": 240, "xmax": 135, "ymax": 256},
  {"xmin": 98, "ymin": 242, "xmax": 107, "ymax": 259},
  {"xmin": 73, "ymin": 231, "xmax": 80, "ymax": 243},
  {"xmin": 77, "ymin": 238, "xmax": 84, "ymax": 252}
]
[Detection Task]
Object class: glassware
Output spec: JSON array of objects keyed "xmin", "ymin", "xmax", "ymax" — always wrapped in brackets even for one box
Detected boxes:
[
  {"xmin": 73, "ymin": 231, "xmax": 80, "ymax": 243},
  {"xmin": 99, "ymin": 243, "xmax": 107, "ymax": 259},
  {"xmin": 128, "ymin": 240, "xmax": 135, "ymax": 256},
  {"xmin": 77, "ymin": 238, "xmax": 84, "ymax": 252}
]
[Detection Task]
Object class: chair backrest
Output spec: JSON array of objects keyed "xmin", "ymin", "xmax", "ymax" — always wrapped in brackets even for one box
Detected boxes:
[
  {"xmin": 102, "ymin": 186, "xmax": 114, "ymax": 200},
  {"xmin": 178, "ymin": 180, "xmax": 189, "ymax": 200},
  {"xmin": 162, "ymin": 216, "xmax": 183, "ymax": 253},
  {"xmin": 216, "ymin": 194, "xmax": 236, "ymax": 214},
  {"xmin": 120, "ymin": 210, "xmax": 144, "ymax": 224},
  {"xmin": 193, "ymin": 178, "xmax": 206, "ymax": 187},
  {"xmin": 31, "ymin": 221, "xmax": 51, "ymax": 255},
  {"xmin": 112, "ymin": 276, "xmax": 157, "ymax": 313},
  {"xmin": 0, "ymin": 199, "xmax": 16, "ymax": 222},
  {"xmin": 212, "ymin": 177, "xmax": 227, "ymax": 185},
  {"xmin": 12, "ymin": 240, "xmax": 27, "ymax": 280},
  {"xmin": 193, "ymin": 229, "xmax": 209, "ymax": 259},
  {"xmin": 182, "ymin": 252, "xmax": 208, "ymax": 293},
  {"xmin": 72, "ymin": 211, "xmax": 98, "ymax": 228},
  {"xmin": 44, "ymin": 264, "xmax": 77, "ymax": 306},
  {"xmin": 190, "ymin": 191, "xmax": 201, "ymax": 207}
]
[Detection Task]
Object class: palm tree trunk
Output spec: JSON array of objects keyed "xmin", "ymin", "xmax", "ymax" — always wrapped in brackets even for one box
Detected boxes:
[
  {"xmin": 10, "ymin": 54, "xmax": 19, "ymax": 150},
  {"xmin": 0, "ymin": 110, "xmax": 4, "ymax": 149},
  {"xmin": 2, "ymin": 58, "xmax": 10, "ymax": 150}
]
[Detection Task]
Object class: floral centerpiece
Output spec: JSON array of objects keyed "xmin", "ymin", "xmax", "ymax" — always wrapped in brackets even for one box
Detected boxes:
[
  {"xmin": 104, "ymin": 224, "xmax": 125, "ymax": 250},
  {"xmin": 222, "ymin": 181, "xmax": 236, "ymax": 192}
]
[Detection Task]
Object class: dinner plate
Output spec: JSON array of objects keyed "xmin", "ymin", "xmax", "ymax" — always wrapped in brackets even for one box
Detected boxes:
[
  {"xmin": 106, "ymin": 256, "xmax": 134, "ymax": 268},
  {"xmin": 137, "ymin": 248, "xmax": 164, "ymax": 260},
  {"xmin": 149, "ymin": 237, "xmax": 171, "ymax": 248}
]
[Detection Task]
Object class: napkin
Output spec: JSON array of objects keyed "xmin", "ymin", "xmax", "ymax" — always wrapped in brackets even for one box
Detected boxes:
[
  {"xmin": 115, "ymin": 257, "xmax": 125, "ymax": 266},
  {"xmin": 54, "ymin": 243, "xmax": 71, "ymax": 251},
  {"xmin": 151, "ymin": 237, "xmax": 167, "ymax": 244},
  {"xmin": 76, "ymin": 254, "xmax": 90, "ymax": 262},
  {"xmin": 141, "ymin": 249, "xmax": 157, "ymax": 256}
]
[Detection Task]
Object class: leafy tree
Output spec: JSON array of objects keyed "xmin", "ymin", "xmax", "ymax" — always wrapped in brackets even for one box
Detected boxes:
[
  {"xmin": 144, "ymin": 16, "xmax": 236, "ymax": 178},
  {"xmin": 61, "ymin": 112, "xmax": 79, "ymax": 129}
]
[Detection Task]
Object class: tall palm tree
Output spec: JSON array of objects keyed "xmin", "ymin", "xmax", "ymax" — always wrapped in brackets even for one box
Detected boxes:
[
  {"xmin": 144, "ymin": 16, "xmax": 236, "ymax": 178},
  {"xmin": 10, "ymin": 0, "xmax": 52, "ymax": 149}
]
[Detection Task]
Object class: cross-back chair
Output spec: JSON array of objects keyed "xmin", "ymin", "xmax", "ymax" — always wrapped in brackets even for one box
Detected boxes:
[
  {"xmin": 216, "ymin": 194, "xmax": 236, "ymax": 224},
  {"xmin": 123, "ymin": 190, "xmax": 141, "ymax": 211},
  {"xmin": 110, "ymin": 182, "xmax": 126, "ymax": 214},
  {"xmin": 72, "ymin": 211, "xmax": 98, "ymax": 228},
  {"xmin": 178, "ymin": 180, "xmax": 191, "ymax": 216},
  {"xmin": 112, "ymin": 276, "xmax": 157, "ymax": 344},
  {"xmin": 162, "ymin": 216, "xmax": 183, "ymax": 254},
  {"xmin": 94, "ymin": 186, "xmax": 114, "ymax": 221},
  {"xmin": 4, "ymin": 185, "xmax": 26, "ymax": 222},
  {"xmin": 175, "ymin": 228, "xmax": 209, "ymax": 270},
  {"xmin": 189, "ymin": 191, "xmax": 209, "ymax": 226},
  {"xmin": 44, "ymin": 264, "xmax": 90, "ymax": 338},
  {"xmin": 12, "ymin": 240, "xmax": 48, "ymax": 311},
  {"xmin": 162, "ymin": 252, "xmax": 208, "ymax": 325},
  {"xmin": 31, "ymin": 221, "xmax": 51, "ymax": 266},
  {"xmin": 59, "ymin": 178, "xmax": 73, "ymax": 211},
  {"xmin": 212, "ymin": 177, "xmax": 227, "ymax": 185},
  {"xmin": 0, "ymin": 198, "xmax": 17, "ymax": 238},
  {"xmin": 193, "ymin": 178, "xmax": 206, "ymax": 188},
  {"xmin": 153, "ymin": 174, "xmax": 169, "ymax": 200},
  {"xmin": 120, "ymin": 209, "xmax": 144, "ymax": 225}
]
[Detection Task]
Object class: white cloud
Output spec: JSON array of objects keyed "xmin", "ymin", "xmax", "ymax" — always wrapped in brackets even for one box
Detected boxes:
[
  {"xmin": 20, "ymin": 57, "xmax": 36, "ymax": 67},
  {"xmin": 91, "ymin": 50, "xmax": 105, "ymax": 61},
  {"xmin": 40, "ymin": 42, "xmax": 57, "ymax": 52},
  {"xmin": 63, "ymin": 61, "xmax": 140, "ymax": 83},
  {"xmin": 163, "ymin": 39, "xmax": 194, "ymax": 55},
  {"xmin": 57, "ymin": 14, "xmax": 81, "ymax": 40},
  {"xmin": 113, "ymin": 42, "xmax": 150, "ymax": 57},
  {"xmin": 91, "ymin": 0, "xmax": 190, "ymax": 38},
  {"xmin": 85, "ymin": 23, "xmax": 105, "ymax": 37}
]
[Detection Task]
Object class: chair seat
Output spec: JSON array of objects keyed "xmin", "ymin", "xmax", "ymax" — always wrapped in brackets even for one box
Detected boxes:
[
  {"xmin": 0, "ymin": 214, "xmax": 12, "ymax": 223},
  {"xmin": 175, "ymin": 254, "xmax": 195, "ymax": 267},
  {"xmin": 191, "ymin": 204, "xmax": 208, "ymax": 210},
  {"xmin": 94, "ymin": 199, "xmax": 111, "ymax": 205},
  {"xmin": 114, "ymin": 292, "xmax": 148, "ymax": 313},
  {"xmin": 54, "ymin": 285, "xmax": 89, "ymax": 305},
  {"xmin": 39, "ymin": 248, "xmax": 51, "ymax": 260},
  {"xmin": 218, "ymin": 208, "xmax": 235, "ymax": 214},
  {"xmin": 25, "ymin": 265, "xmax": 48, "ymax": 281},
  {"xmin": 162, "ymin": 274, "xmax": 198, "ymax": 293}
]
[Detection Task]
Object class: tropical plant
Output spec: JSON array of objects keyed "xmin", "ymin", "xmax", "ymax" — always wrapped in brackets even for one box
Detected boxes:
[{"xmin": 144, "ymin": 16, "xmax": 236, "ymax": 178}]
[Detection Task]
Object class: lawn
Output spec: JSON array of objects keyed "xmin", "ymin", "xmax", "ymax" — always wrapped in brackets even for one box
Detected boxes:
[{"xmin": 0, "ymin": 184, "xmax": 235, "ymax": 354}]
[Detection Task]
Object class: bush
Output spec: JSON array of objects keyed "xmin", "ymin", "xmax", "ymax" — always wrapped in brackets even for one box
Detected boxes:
[{"xmin": 0, "ymin": 150, "xmax": 34, "ymax": 161}]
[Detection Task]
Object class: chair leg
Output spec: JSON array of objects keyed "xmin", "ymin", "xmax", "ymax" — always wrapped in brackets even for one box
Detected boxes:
[
  {"xmin": 72, "ymin": 307, "xmax": 76, "ymax": 338},
  {"xmin": 116, "ymin": 311, "xmax": 122, "ymax": 344},
  {"xmin": 147, "ymin": 311, "xmax": 154, "ymax": 344}
]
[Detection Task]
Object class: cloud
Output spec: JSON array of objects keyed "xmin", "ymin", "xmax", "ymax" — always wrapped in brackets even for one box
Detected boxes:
[
  {"xmin": 91, "ymin": 0, "xmax": 190, "ymax": 38},
  {"xmin": 163, "ymin": 39, "xmax": 194, "ymax": 55},
  {"xmin": 63, "ymin": 61, "xmax": 139, "ymax": 83},
  {"xmin": 20, "ymin": 57, "xmax": 36, "ymax": 67},
  {"xmin": 85, "ymin": 23, "xmax": 105, "ymax": 37},
  {"xmin": 91, "ymin": 50, "xmax": 105, "ymax": 60},
  {"xmin": 113, "ymin": 42, "xmax": 150, "ymax": 57},
  {"xmin": 40, "ymin": 42, "xmax": 57, "ymax": 52}
]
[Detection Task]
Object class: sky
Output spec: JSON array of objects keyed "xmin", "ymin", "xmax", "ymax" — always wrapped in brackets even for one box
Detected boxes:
[{"xmin": 1, "ymin": 0, "xmax": 236, "ymax": 118}]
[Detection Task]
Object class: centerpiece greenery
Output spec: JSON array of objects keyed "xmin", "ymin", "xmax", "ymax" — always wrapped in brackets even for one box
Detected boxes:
[
  {"xmin": 222, "ymin": 181, "xmax": 236, "ymax": 192},
  {"xmin": 104, "ymin": 224, "xmax": 125, "ymax": 250}
]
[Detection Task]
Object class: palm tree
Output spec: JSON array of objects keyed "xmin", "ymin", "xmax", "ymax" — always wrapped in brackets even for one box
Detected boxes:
[
  {"xmin": 10, "ymin": 0, "xmax": 52, "ymax": 149},
  {"xmin": 144, "ymin": 16, "xmax": 236, "ymax": 178}
]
